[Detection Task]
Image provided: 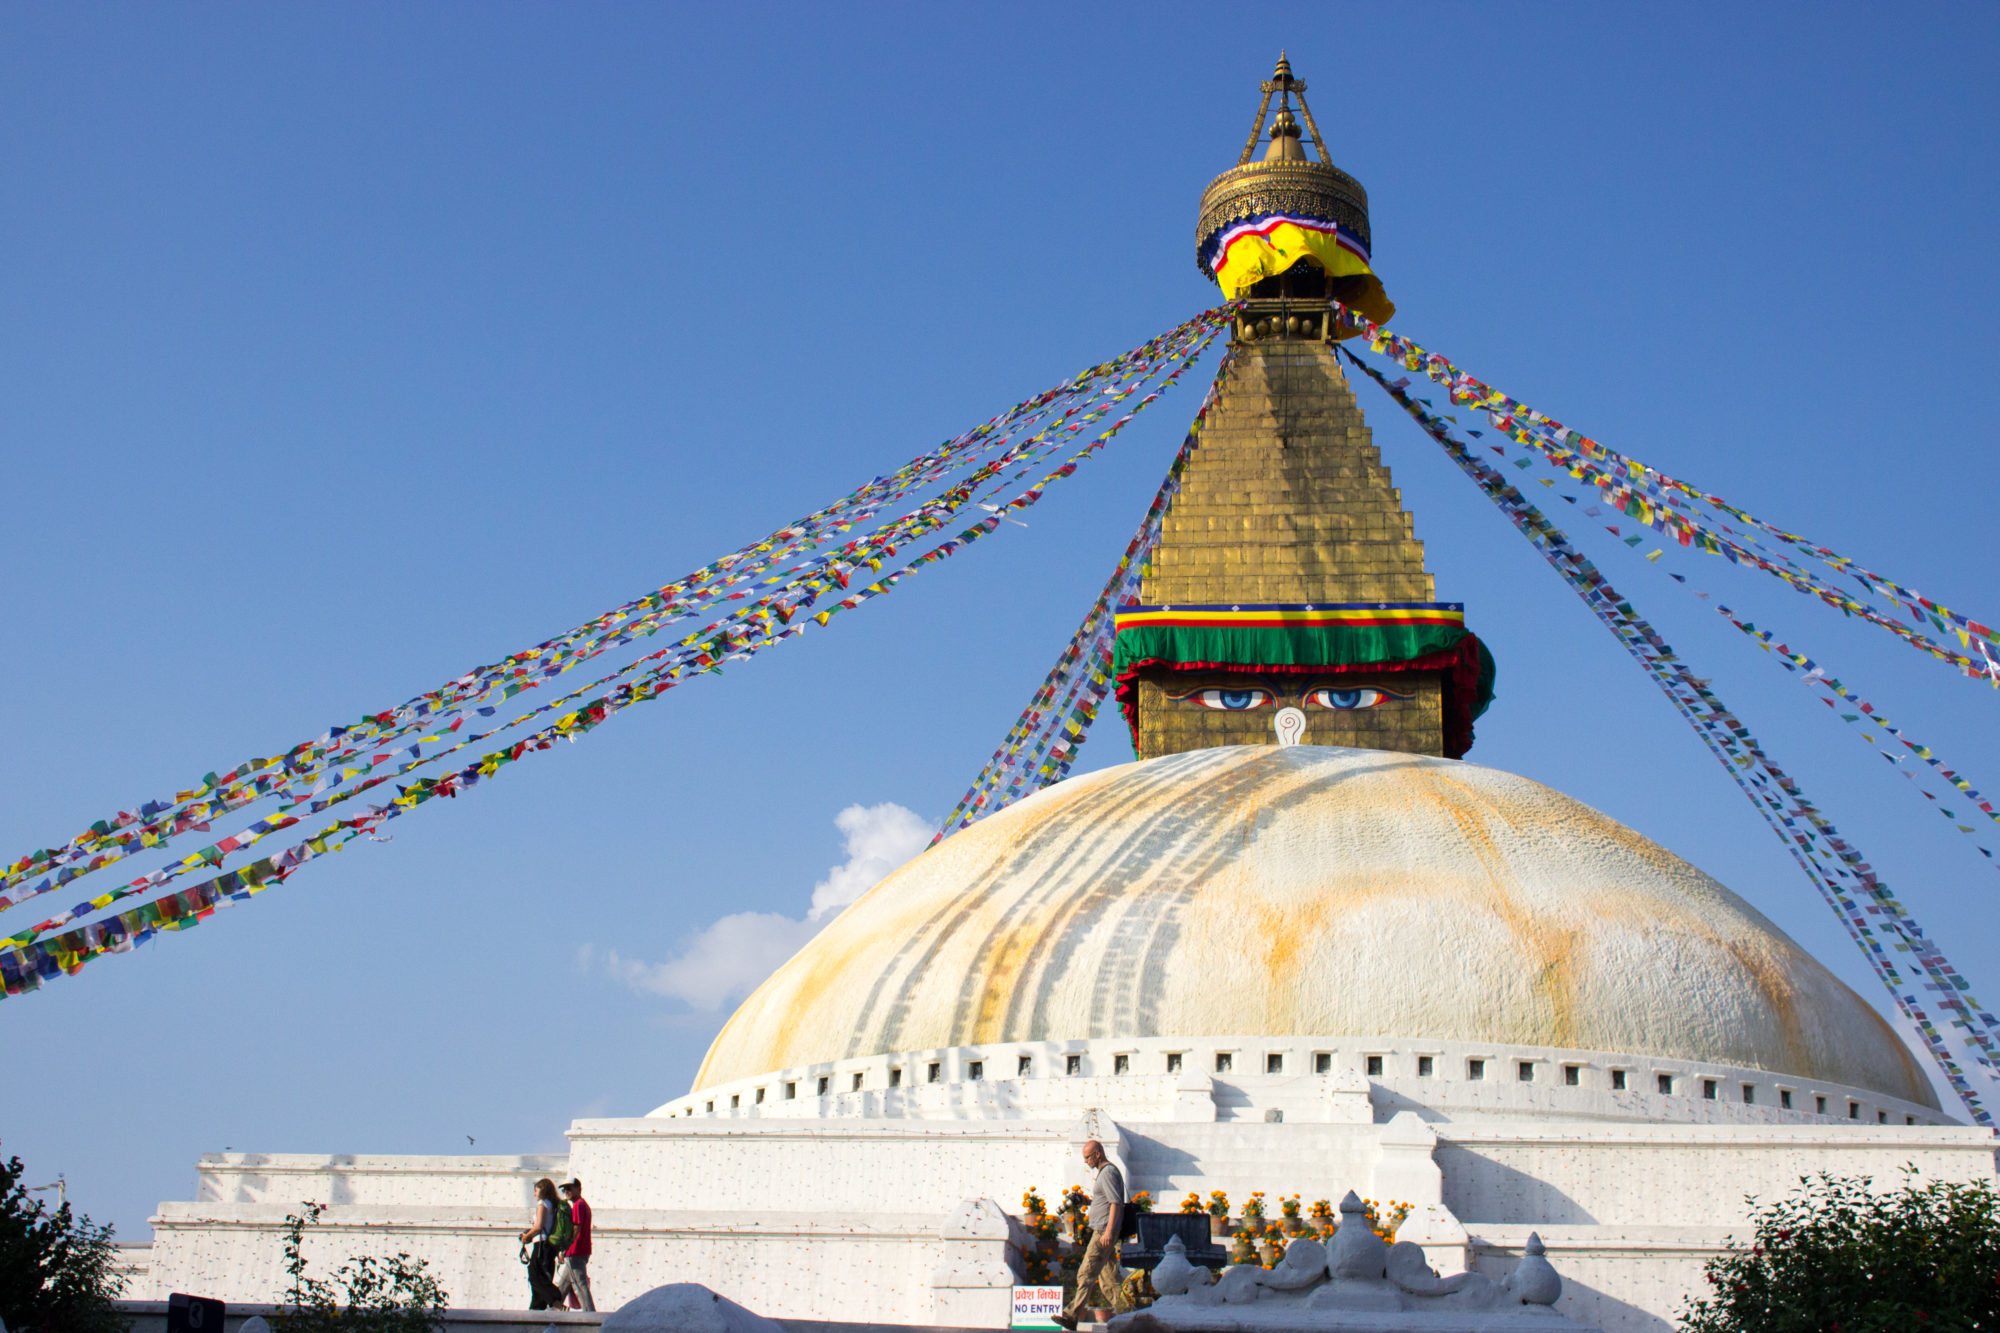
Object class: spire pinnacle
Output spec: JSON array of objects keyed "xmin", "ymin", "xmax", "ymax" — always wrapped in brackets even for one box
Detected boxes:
[
  {"xmin": 1199, "ymin": 56, "xmax": 1391, "ymax": 324},
  {"xmin": 1237, "ymin": 50, "xmax": 1328, "ymax": 166}
]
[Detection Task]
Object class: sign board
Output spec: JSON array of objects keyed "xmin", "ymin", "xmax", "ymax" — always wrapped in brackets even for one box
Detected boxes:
[
  {"xmin": 1011, "ymin": 1283, "xmax": 1064, "ymax": 1329},
  {"xmin": 166, "ymin": 1293, "xmax": 225, "ymax": 1333}
]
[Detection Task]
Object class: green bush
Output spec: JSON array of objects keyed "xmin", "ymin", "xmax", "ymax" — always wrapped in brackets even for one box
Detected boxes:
[
  {"xmin": 1681, "ymin": 1169, "xmax": 2000, "ymax": 1332},
  {"xmin": 271, "ymin": 1202, "xmax": 446, "ymax": 1333},
  {"xmin": 0, "ymin": 1152, "xmax": 128, "ymax": 1333}
]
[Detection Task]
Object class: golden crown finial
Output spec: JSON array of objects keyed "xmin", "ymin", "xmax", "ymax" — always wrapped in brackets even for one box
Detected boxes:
[{"xmin": 1196, "ymin": 56, "xmax": 1396, "ymax": 326}]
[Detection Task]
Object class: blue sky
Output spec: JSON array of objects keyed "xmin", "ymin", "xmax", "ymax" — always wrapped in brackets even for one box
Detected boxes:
[{"xmin": 3, "ymin": 4, "xmax": 1998, "ymax": 1238}]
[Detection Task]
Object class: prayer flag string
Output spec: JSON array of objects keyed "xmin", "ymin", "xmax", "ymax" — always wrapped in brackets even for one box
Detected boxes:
[
  {"xmin": 0, "ymin": 311, "xmax": 1229, "ymax": 994},
  {"xmin": 1345, "ymin": 347, "xmax": 1997, "ymax": 1126},
  {"xmin": 5, "ymin": 323, "xmax": 1226, "ymax": 953},
  {"xmin": 932, "ymin": 353, "xmax": 1231, "ymax": 843},
  {"xmin": 1330, "ymin": 305, "xmax": 2000, "ymax": 689},
  {"xmin": 1, "ymin": 311, "xmax": 1232, "ymax": 906},
  {"xmin": 1372, "ymin": 315, "xmax": 2000, "ymax": 873},
  {"xmin": 1709, "ymin": 612, "xmax": 2000, "ymax": 858},
  {"xmin": 1442, "ymin": 359, "xmax": 2000, "ymax": 872}
]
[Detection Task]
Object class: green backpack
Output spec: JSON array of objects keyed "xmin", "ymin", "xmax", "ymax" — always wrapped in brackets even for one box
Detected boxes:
[{"xmin": 548, "ymin": 1198, "xmax": 574, "ymax": 1252}]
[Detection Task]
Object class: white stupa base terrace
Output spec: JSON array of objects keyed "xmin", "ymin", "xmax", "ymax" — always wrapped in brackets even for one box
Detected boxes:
[
  {"xmin": 134, "ymin": 1053, "xmax": 1996, "ymax": 1333},
  {"xmin": 650, "ymin": 1034, "xmax": 1947, "ymax": 1128}
]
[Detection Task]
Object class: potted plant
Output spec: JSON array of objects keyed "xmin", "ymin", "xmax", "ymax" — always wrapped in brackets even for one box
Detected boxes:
[
  {"xmin": 1241, "ymin": 1191, "xmax": 1267, "ymax": 1227},
  {"xmin": 1179, "ymin": 1192, "xmax": 1204, "ymax": 1215},
  {"xmin": 1062, "ymin": 1184, "xmax": 1089, "ymax": 1243},
  {"xmin": 1362, "ymin": 1198, "xmax": 1412, "ymax": 1244},
  {"xmin": 1015, "ymin": 1195, "xmax": 1063, "ymax": 1282},
  {"xmin": 1259, "ymin": 1230, "xmax": 1286, "ymax": 1269},
  {"xmin": 1227, "ymin": 1227, "xmax": 1258, "ymax": 1266},
  {"xmin": 1206, "ymin": 1190, "xmax": 1230, "ymax": 1238},
  {"xmin": 1308, "ymin": 1198, "xmax": 1335, "ymax": 1239},
  {"xmin": 1279, "ymin": 1194, "xmax": 1306, "ymax": 1236}
]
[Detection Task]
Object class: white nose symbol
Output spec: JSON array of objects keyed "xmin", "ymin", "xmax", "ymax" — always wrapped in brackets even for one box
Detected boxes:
[{"xmin": 1273, "ymin": 707, "xmax": 1306, "ymax": 747}]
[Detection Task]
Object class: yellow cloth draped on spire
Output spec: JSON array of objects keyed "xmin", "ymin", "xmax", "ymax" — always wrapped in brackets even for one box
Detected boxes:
[{"xmin": 1207, "ymin": 214, "xmax": 1374, "ymax": 300}]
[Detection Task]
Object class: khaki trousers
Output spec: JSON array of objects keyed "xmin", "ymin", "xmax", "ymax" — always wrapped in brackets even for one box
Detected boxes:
[{"xmin": 1063, "ymin": 1234, "xmax": 1126, "ymax": 1319}]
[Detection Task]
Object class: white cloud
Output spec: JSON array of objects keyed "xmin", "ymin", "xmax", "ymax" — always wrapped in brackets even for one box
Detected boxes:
[
  {"xmin": 810, "ymin": 802, "xmax": 935, "ymax": 920},
  {"xmin": 602, "ymin": 802, "xmax": 931, "ymax": 1010},
  {"xmin": 605, "ymin": 913, "xmax": 820, "ymax": 1009}
]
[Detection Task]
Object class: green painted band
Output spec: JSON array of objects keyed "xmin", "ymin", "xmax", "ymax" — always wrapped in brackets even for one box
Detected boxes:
[{"xmin": 1112, "ymin": 622, "xmax": 1469, "ymax": 676}]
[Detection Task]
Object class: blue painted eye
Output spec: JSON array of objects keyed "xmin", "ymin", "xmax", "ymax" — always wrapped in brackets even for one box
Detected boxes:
[
  {"xmin": 1307, "ymin": 686, "xmax": 1407, "ymax": 711},
  {"xmin": 1192, "ymin": 687, "xmax": 1273, "ymax": 711}
]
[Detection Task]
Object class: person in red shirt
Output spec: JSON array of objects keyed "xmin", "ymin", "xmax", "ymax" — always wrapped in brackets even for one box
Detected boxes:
[{"xmin": 557, "ymin": 1179, "xmax": 595, "ymax": 1312}]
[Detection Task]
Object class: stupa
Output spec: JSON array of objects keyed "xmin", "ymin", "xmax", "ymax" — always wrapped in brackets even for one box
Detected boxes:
[{"xmin": 136, "ymin": 57, "xmax": 1996, "ymax": 1333}]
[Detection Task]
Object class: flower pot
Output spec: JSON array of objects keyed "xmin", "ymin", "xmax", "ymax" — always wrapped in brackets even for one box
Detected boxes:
[{"xmin": 1208, "ymin": 1215, "xmax": 1229, "ymax": 1238}]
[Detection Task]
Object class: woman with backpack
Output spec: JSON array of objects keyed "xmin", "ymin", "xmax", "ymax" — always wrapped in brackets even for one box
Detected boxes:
[{"xmin": 518, "ymin": 1176, "xmax": 563, "ymax": 1309}]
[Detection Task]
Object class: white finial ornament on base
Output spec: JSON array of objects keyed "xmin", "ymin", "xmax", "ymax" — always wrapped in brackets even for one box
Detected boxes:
[{"xmin": 1112, "ymin": 1190, "xmax": 1599, "ymax": 1331}]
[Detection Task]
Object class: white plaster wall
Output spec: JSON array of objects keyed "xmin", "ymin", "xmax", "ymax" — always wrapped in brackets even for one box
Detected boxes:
[
  {"xmin": 150, "ymin": 1204, "xmax": 526, "ymax": 1309},
  {"xmin": 1469, "ymin": 1227, "xmax": 1727, "ymax": 1333},
  {"xmin": 1118, "ymin": 1121, "xmax": 1393, "ymax": 1206},
  {"xmin": 566, "ymin": 1118, "xmax": 1084, "ymax": 1215},
  {"xmin": 147, "ymin": 1203, "xmax": 957, "ymax": 1322},
  {"xmin": 191, "ymin": 1154, "xmax": 568, "ymax": 1210},
  {"xmin": 578, "ymin": 1210, "xmax": 948, "ymax": 1323},
  {"xmin": 1435, "ymin": 1122, "xmax": 1998, "ymax": 1228}
]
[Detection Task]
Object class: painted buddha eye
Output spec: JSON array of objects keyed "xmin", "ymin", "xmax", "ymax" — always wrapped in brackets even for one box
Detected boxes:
[
  {"xmin": 1306, "ymin": 686, "xmax": 1409, "ymax": 711},
  {"xmin": 1171, "ymin": 687, "xmax": 1274, "ymax": 711}
]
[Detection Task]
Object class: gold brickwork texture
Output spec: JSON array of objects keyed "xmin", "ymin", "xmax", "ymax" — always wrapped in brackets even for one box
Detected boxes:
[{"xmin": 1134, "ymin": 340, "xmax": 1444, "ymax": 759}]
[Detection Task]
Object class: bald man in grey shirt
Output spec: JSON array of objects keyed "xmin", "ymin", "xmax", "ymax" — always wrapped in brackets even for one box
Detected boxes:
[{"xmin": 1056, "ymin": 1139, "xmax": 1127, "ymax": 1328}]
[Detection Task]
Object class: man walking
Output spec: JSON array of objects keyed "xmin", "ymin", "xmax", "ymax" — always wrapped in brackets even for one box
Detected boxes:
[
  {"xmin": 555, "ymin": 1178, "xmax": 595, "ymax": 1312},
  {"xmin": 1055, "ymin": 1139, "xmax": 1126, "ymax": 1329}
]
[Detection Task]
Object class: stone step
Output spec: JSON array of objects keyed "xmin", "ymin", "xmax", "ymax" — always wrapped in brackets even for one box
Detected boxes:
[
  {"xmin": 1161, "ymin": 517, "xmax": 1416, "ymax": 538},
  {"xmin": 1178, "ymin": 460, "xmax": 1392, "ymax": 481},
  {"xmin": 1167, "ymin": 493, "xmax": 1403, "ymax": 511},
  {"xmin": 1139, "ymin": 578, "xmax": 1438, "ymax": 603},
  {"xmin": 1146, "ymin": 539, "xmax": 1430, "ymax": 563}
]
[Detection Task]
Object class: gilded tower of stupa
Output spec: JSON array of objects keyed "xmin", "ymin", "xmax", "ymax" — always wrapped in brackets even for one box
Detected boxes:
[{"xmin": 1113, "ymin": 56, "xmax": 1492, "ymax": 762}]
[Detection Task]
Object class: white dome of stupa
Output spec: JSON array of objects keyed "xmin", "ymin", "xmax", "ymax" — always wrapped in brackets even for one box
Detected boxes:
[{"xmin": 692, "ymin": 745, "xmax": 1933, "ymax": 1111}]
